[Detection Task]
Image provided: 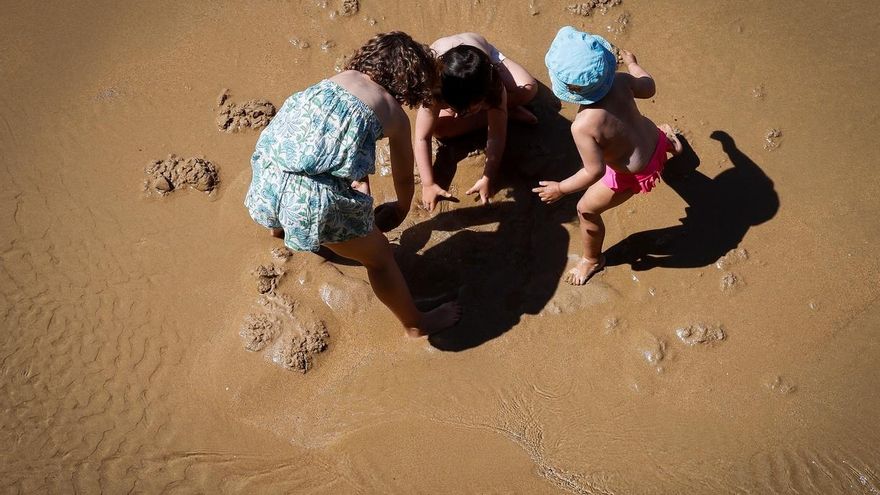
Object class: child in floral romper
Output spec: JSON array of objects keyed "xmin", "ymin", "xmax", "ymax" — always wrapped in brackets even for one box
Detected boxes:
[{"xmin": 246, "ymin": 32, "xmax": 461, "ymax": 336}]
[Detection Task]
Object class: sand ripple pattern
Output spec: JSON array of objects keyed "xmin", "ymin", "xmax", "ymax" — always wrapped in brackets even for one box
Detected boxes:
[{"xmin": 0, "ymin": 239, "xmax": 181, "ymax": 491}]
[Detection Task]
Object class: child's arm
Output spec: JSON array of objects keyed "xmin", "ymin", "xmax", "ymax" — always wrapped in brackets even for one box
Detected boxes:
[
  {"xmin": 466, "ymin": 88, "xmax": 508, "ymax": 205},
  {"xmin": 620, "ymin": 50, "xmax": 655, "ymax": 99},
  {"xmin": 414, "ymin": 104, "xmax": 452, "ymax": 211},
  {"xmin": 386, "ymin": 106, "xmax": 416, "ymax": 220},
  {"xmin": 532, "ymin": 123, "xmax": 605, "ymax": 203}
]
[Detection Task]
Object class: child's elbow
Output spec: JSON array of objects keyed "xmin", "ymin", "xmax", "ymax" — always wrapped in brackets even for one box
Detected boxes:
[{"xmin": 634, "ymin": 78, "xmax": 656, "ymax": 99}]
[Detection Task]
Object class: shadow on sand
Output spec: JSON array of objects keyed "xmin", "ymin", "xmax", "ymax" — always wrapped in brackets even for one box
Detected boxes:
[
  {"xmin": 394, "ymin": 83, "xmax": 580, "ymax": 351},
  {"xmin": 393, "ymin": 82, "xmax": 779, "ymax": 351},
  {"xmin": 604, "ymin": 131, "xmax": 779, "ymax": 270}
]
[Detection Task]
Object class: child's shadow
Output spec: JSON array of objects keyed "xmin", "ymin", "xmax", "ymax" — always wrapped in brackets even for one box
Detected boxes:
[
  {"xmin": 604, "ymin": 131, "xmax": 780, "ymax": 270},
  {"xmin": 398, "ymin": 195, "xmax": 568, "ymax": 351},
  {"xmin": 396, "ymin": 82, "xmax": 578, "ymax": 351}
]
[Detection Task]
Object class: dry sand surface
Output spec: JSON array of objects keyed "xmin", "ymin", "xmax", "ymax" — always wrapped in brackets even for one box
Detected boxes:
[{"xmin": 2, "ymin": 1, "xmax": 880, "ymax": 493}]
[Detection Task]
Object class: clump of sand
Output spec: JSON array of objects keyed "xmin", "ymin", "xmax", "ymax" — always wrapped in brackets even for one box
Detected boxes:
[
  {"xmin": 271, "ymin": 319, "xmax": 329, "ymax": 373},
  {"xmin": 566, "ymin": 0, "xmax": 621, "ymax": 17},
  {"xmin": 240, "ymin": 292, "xmax": 331, "ymax": 373},
  {"xmin": 253, "ymin": 264, "xmax": 284, "ymax": 295},
  {"xmin": 145, "ymin": 154, "xmax": 219, "ymax": 195},
  {"xmin": 715, "ymin": 248, "xmax": 749, "ymax": 270},
  {"xmin": 675, "ymin": 323, "xmax": 725, "ymax": 346},
  {"xmin": 271, "ymin": 247, "xmax": 293, "ymax": 262},
  {"xmin": 341, "ymin": 0, "xmax": 359, "ymax": 16},
  {"xmin": 216, "ymin": 89, "xmax": 276, "ymax": 132},
  {"xmin": 720, "ymin": 271, "xmax": 741, "ymax": 292},
  {"xmin": 763, "ymin": 128, "xmax": 782, "ymax": 151},
  {"xmin": 240, "ymin": 313, "xmax": 278, "ymax": 352}
]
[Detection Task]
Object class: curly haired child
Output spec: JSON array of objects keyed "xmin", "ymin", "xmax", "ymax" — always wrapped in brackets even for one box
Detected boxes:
[{"xmin": 245, "ymin": 32, "xmax": 461, "ymax": 335}]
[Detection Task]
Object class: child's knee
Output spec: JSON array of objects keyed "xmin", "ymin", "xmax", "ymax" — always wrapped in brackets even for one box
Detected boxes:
[
  {"xmin": 521, "ymin": 80, "xmax": 538, "ymax": 101},
  {"xmin": 576, "ymin": 206, "xmax": 601, "ymax": 221},
  {"xmin": 576, "ymin": 199, "xmax": 603, "ymax": 220}
]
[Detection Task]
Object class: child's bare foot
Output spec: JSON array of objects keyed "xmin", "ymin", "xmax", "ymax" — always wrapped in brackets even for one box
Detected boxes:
[
  {"xmin": 659, "ymin": 124, "xmax": 683, "ymax": 155},
  {"xmin": 509, "ymin": 105, "xmax": 538, "ymax": 124},
  {"xmin": 564, "ymin": 255, "xmax": 605, "ymax": 286},
  {"xmin": 406, "ymin": 301, "xmax": 462, "ymax": 338}
]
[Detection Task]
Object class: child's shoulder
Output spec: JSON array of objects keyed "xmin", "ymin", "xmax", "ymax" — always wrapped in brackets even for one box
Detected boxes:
[
  {"xmin": 571, "ymin": 105, "xmax": 613, "ymax": 137},
  {"xmin": 431, "ymin": 33, "xmax": 492, "ymax": 55}
]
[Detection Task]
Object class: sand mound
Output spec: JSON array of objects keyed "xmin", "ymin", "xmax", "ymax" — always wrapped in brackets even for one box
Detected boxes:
[
  {"xmin": 341, "ymin": 0, "xmax": 359, "ymax": 16},
  {"xmin": 253, "ymin": 264, "xmax": 284, "ymax": 295},
  {"xmin": 216, "ymin": 90, "xmax": 276, "ymax": 132},
  {"xmin": 675, "ymin": 323, "xmax": 726, "ymax": 346},
  {"xmin": 240, "ymin": 313, "xmax": 278, "ymax": 352},
  {"xmin": 240, "ymin": 293, "xmax": 330, "ymax": 373},
  {"xmin": 144, "ymin": 154, "xmax": 219, "ymax": 195}
]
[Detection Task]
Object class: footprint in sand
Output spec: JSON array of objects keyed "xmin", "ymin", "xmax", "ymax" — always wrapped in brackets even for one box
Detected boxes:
[
  {"xmin": 144, "ymin": 154, "xmax": 219, "ymax": 195},
  {"xmin": 763, "ymin": 128, "xmax": 782, "ymax": 151},
  {"xmin": 675, "ymin": 323, "xmax": 726, "ymax": 346},
  {"xmin": 606, "ymin": 12, "xmax": 631, "ymax": 35},
  {"xmin": 716, "ymin": 248, "xmax": 749, "ymax": 292},
  {"xmin": 629, "ymin": 331, "xmax": 667, "ymax": 372},
  {"xmin": 289, "ymin": 37, "xmax": 311, "ymax": 49},
  {"xmin": 240, "ymin": 292, "xmax": 330, "ymax": 373},
  {"xmin": 765, "ymin": 375, "xmax": 796, "ymax": 394},
  {"xmin": 216, "ymin": 89, "xmax": 276, "ymax": 132},
  {"xmin": 318, "ymin": 278, "xmax": 372, "ymax": 314},
  {"xmin": 602, "ymin": 315, "xmax": 620, "ymax": 334},
  {"xmin": 308, "ymin": 263, "xmax": 373, "ymax": 314}
]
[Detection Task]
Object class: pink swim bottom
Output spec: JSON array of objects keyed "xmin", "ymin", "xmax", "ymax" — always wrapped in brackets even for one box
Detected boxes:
[{"xmin": 601, "ymin": 127, "xmax": 672, "ymax": 194}]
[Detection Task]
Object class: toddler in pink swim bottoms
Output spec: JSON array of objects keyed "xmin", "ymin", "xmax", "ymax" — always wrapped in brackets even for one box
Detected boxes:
[
  {"xmin": 601, "ymin": 127, "xmax": 673, "ymax": 194},
  {"xmin": 533, "ymin": 27, "xmax": 682, "ymax": 285}
]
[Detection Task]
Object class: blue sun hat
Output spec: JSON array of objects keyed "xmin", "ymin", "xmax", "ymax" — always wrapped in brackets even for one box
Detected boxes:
[{"xmin": 545, "ymin": 26, "xmax": 617, "ymax": 105}]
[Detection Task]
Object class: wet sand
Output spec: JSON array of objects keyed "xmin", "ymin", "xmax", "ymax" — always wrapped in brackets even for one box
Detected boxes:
[{"xmin": 2, "ymin": 1, "xmax": 879, "ymax": 493}]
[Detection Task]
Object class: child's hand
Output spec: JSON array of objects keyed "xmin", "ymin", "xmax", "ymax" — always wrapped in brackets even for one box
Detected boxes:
[
  {"xmin": 620, "ymin": 49, "xmax": 638, "ymax": 66},
  {"xmin": 374, "ymin": 201, "xmax": 406, "ymax": 232},
  {"xmin": 532, "ymin": 181, "xmax": 565, "ymax": 204},
  {"xmin": 421, "ymin": 183, "xmax": 453, "ymax": 212},
  {"xmin": 465, "ymin": 175, "xmax": 494, "ymax": 205}
]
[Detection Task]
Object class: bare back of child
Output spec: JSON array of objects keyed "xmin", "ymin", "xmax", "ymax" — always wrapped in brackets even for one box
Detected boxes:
[
  {"xmin": 414, "ymin": 33, "xmax": 539, "ymax": 210},
  {"xmin": 533, "ymin": 27, "xmax": 682, "ymax": 285}
]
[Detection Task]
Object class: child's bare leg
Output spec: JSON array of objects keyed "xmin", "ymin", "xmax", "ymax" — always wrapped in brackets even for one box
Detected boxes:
[
  {"xmin": 498, "ymin": 59, "xmax": 538, "ymax": 123},
  {"xmin": 567, "ymin": 183, "xmax": 635, "ymax": 285},
  {"xmin": 325, "ymin": 229, "xmax": 461, "ymax": 337},
  {"xmin": 658, "ymin": 123, "xmax": 683, "ymax": 155}
]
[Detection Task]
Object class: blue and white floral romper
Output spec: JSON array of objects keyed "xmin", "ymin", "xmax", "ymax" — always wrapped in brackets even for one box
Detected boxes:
[{"xmin": 245, "ymin": 80, "xmax": 383, "ymax": 252}]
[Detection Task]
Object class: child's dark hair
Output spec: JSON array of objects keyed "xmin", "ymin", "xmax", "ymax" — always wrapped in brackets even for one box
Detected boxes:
[
  {"xmin": 438, "ymin": 45, "xmax": 503, "ymax": 114},
  {"xmin": 345, "ymin": 31, "xmax": 438, "ymax": 108}
]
